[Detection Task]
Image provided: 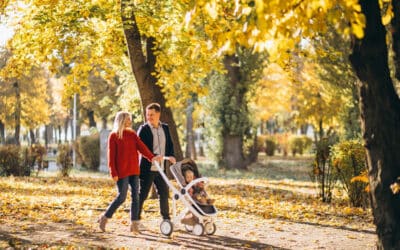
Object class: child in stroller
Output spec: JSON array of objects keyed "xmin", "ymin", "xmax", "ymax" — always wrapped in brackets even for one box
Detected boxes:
[
  {"xmin": 182, "ymin": 165, "xmax": 215, "ymax": 205},
  {"xmin": 179, "ymin": 160, "xmax": 215, "ymax": 226},
  {"xmin": 154, "ymin": 158, "xmax": 217, "ymax": 236}
]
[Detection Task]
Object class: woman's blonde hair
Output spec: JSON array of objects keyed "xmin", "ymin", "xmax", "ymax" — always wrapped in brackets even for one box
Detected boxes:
[{"xmin": 112, "ymin": 111, "xmax": 131, "ymax": 139}]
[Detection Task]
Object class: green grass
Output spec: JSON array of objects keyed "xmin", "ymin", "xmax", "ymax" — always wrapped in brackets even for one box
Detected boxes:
[
  {"xmin": 196, "ymin": 154, "xmax": 313, "ymax": 181},
  {"xmin": 35, "ymin": 154, "xmax": 314, "ymax": 182}
]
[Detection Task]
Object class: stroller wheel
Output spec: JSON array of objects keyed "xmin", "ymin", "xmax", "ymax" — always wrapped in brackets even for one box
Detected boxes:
[
  {"xmin": 204, "ymin": 222, "xmax": 216, "ymax": 235},
  {"xmin": 192, "ymin": 223, "xmax": 204, "ymax": 236},
  {"xmin": 184, "ymin": 224, "xmax": 194, "ymax": 232},
  {"xmin": 160, "ymin": 219, "xmax": 173, "ymax": 236}
]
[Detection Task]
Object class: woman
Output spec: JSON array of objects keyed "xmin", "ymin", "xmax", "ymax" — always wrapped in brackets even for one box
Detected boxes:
[{"xmin": 98, "ymin": 111, "xmax": 161, "ymax": 234}]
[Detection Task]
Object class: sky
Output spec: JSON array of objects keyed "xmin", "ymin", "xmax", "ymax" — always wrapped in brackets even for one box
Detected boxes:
[{"xmin": 0, "ymin": 25, "xmax": 14, "ymax": 46}]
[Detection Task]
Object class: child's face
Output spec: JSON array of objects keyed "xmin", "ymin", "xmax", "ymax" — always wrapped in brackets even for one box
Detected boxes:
[{"xmin": 184, "ymin": 170, "xmax": 194, "ymax": 183}]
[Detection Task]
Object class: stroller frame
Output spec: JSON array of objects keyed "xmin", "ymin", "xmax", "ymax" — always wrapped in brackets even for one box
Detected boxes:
[{"xmin": 153, "ymin": 158, "xmax": 217, "ymax": 236}]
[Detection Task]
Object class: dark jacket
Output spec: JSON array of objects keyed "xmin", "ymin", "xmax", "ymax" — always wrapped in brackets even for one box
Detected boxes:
[{"xmin": 137, "ymin": 123, "xmax": 174, "ymax": 173}]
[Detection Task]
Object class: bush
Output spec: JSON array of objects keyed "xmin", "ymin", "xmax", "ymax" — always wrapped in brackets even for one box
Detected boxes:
[
  {"xmin": 30, "ymin": 144, "xmax": 47, "ymax": 175},
  {"xmin": 331, "ymin": 140, "xmax": 368, "ymax": 207},
  {"xmin": 77, "ymin": 134, "xmax": 100, "ymax": 171},
  {"xmin": 274, "ymin": 133, "xmax": 289, "ymax": 156},
  {"xmin": 310, "ymin": 136, "xmax": 337, "ymax": 203},
  {"xmin": 57, "ymin": 144, "xmax": 73, "ymax": 177},
  {"xmin": 289, "ymin": 135, "xmax": 312, "ymax": 156},
  {"xmin": 0, "ymin": 145, "xmax": 29, "ymax": 176},
  {"xmin": 256, "ymin": 135, "xmax": 268, "ymax": 152},
  {"xmin": 265, "ymin": 138, "xmax": 276, "ymax": 156}
]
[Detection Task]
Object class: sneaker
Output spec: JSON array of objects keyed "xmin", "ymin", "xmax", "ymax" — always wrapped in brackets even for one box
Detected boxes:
[
  {"xmin": 130, "ymin": 220, "xmax": 140, "ymax": 234},
  {"xmin": 98, "ymin": 215, "xmax": 108, "ymax": 232}
]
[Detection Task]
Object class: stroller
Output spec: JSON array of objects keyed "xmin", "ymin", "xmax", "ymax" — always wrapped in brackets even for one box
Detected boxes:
[{"xmin": 153, "ymin": 158, "xmax": 217, "ymax": 236}]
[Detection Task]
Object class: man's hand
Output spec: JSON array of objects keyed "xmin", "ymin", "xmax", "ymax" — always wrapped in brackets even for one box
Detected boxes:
[
  {"xmin": 112, "ymin": 176, "xmax": 118, "ymax": 182},
  {"xmin": 167, "ymin": 156, "xmax": 176, "ymax": 164}
]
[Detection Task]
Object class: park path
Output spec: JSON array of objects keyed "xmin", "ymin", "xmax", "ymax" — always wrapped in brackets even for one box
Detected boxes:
[{"xmin": 1, "ymin": 213, "xmax": 377, "ymax": 249}]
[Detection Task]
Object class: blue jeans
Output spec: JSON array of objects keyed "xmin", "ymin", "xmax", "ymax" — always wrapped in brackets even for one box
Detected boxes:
[
  {"xmin": 139, "ymin": 171, "xmax": 170, "ymax": 220},
  {"xmin": 104, "ymin": 175, "xmax": 139, "ymax": 221}
]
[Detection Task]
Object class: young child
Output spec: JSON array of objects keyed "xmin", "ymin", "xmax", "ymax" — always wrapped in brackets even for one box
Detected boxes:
[
  {"xmin": 183, "ymin": 167, "xmax": 214, "ymax": 205},
  {"xmin": 180, "ymin": 162, "xmax": 214, "ymax": 226}
]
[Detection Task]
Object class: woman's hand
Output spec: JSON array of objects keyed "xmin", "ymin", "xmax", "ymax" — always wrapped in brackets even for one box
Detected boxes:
[
  {"xmin": 152, "ymin": 155, "xmax": 164, "ymax": 163},
  {"xmin": 112, "ymin": 176, "xmax": 118, "ymax": 182}
]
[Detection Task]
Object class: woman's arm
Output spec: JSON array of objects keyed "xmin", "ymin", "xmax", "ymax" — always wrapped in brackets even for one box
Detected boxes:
[{"xmin": 108, "ymin": 133, "xmax": 118, "ymax": 178}]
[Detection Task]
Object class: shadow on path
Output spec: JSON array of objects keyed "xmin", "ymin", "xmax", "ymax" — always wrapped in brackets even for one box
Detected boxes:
[{"xmin": 118, "ymin": 229, "xmax": 288, "ymax": 250}]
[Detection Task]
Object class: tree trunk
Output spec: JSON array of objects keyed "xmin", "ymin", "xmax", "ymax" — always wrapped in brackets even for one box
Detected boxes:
[
  {"xmin": 222, "ymin": 135, "xmax": 245, "ymax": 169},
  {"xmin": 0, "ymin": 120, "xmax": 4, "ymax": 144},
  {"xmin": 29, "ymin": 129, "xmax": 36, "ymax": 144},
  {"xmin": 75, "ymin": 95, "xmax": 81, "ymax": 137},
  {"xmin": 121, "ymin": 0, "xmax": 183, "ymax": 160},
  {"xmin": 391, "ymin": 0, "xmax": 400, "ymax": 80},
  {"xmin": 101, "ymin": 117, "xmax": 107, "ymax": 130},
  {"xmin": 185, "ymin": 99, "xmax": 196, "ymax": 160},
  {"xmin": 64, "ymin": 117, "xmax": 69, "ymax": 142},
  {"xmin": 44, "ymin": 125, "xmax": 49, "ymax": 147},
  {"xmin": 54, "ymin": 126, "xmax": 58, "ymax": 144},
  {"xmin": 87, "ymin": 110, "xmax": 96, "ymax": 128},
  {"xmin": 349, "ymin": 0, "xmax": 400, "ymax": 248},
  {"xmin": 14, "ymin": 82, "xmax": 21, "ymax": 145},
  {"xmin": 57, "ymin": 125, "xmax": 61, "ymax": 144},
  {"xmin": 44, "ymin": 124, "xmax": 53, "ymax": 147},
  {"xmin": 259, "ymin": 121, "xmax": 264, "ymax": 134},
  {"xmin": 222, "ymin": 54, "xmax": 246, "ymax": 169}
]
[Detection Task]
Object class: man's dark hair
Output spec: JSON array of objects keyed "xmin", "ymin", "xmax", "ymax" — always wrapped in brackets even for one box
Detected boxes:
[{"xmin": 146, "ymin": 103, "xmax": 161, "ymax": 113}]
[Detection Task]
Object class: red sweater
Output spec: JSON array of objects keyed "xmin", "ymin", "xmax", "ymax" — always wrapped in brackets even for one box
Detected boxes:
[{"xmin": 108, "ymin": 129, "xmax": 154, "ymax": 179}]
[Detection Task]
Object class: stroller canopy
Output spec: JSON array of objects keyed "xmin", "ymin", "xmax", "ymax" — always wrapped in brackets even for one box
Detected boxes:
[{"xmin": 170, "ymin": 158, "xmax": 201, "ymax": 187}]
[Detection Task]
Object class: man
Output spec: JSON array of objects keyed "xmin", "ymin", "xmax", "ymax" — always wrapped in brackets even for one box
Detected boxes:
[{"xmin": 137, "ymin": 103, "xmax": 176, "ymax": 223}]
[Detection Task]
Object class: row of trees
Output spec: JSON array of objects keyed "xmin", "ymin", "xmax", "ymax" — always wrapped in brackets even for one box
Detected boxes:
[{"xmin": 1, "ymin": 1, "xmax": 400, "ymax": 247}]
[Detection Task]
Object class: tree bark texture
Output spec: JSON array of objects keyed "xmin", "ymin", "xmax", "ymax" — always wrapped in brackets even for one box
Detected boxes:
[
  {"xmin": 87, "ymin": 110, "xmax": 96, "ymax": 128},
  {"xmin": 0, "ymin": 120, "xmax": 4, "ymax": 144},
  {"xmin": 121, "ymin": 0, "xmax": 183, "ymax": 160},
  {"xmin": 349, "ymin": 0, "xmax": 400, "ymax": 248},
  {"xmin": 14, "ymin": 82, "xmax": 21, "ymax": 145},
  {"xmin": 64, "ymin": 117, "xmax": 69, "ymax": 142},
  {"xmin": 29, "ymin": 129, "xmax": 36, "ymax": 144},
  {"xmin": 391, "ymin": 0, "xmax": 400, "ymax": 80},
  {"xmin": 222, "ymin": 54, "xmax": 246, "ymax": 169}
]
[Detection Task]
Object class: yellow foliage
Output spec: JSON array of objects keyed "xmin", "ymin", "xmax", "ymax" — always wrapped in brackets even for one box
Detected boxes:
[
  {"xmin": 351, "ymin": 173, "xmax": 369, "ymax": 184},
  {"xmin": 390, "ymin": 177, "xmax": 400, "ymax": 194},
  {"xmin": 381, "ymin": 3, "xmax": 393, "ymax": 25}
]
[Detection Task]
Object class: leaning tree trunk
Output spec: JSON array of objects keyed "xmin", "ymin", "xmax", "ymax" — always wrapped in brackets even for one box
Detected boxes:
[
  {"xmin": 349, "ymin": 0, "xmax": 400, "ymax": 248},
  {"xmin": 121, "ymin": 0, "xmax": 183, "ymax": 160}
]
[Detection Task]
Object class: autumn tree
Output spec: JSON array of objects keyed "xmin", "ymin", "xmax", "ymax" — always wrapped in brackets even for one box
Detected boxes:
[
  {"xmin": 348, "ymin": 1, "xmax": 400, "ymax": 248},
  {"xmin": 311, "ymin": 26, "xmax": 361, "ymax": 140},
  {"xmin": 120, "ymin": 0, "xmax": 185, "ymax": 160},
  {"xmin": 0, "ymin": 64, "xmax": 50, "ymax": 145}
]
